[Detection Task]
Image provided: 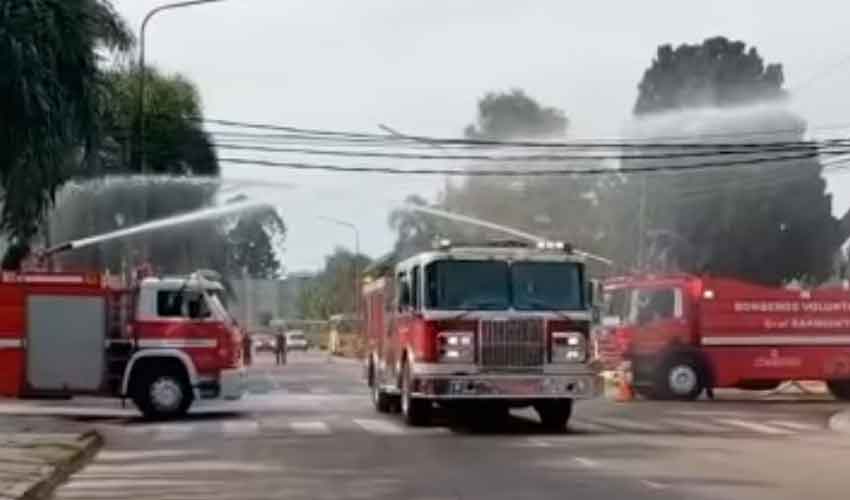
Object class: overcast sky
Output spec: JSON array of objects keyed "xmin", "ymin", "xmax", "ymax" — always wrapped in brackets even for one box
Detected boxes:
[{"xmin": 112, "ymin": 0, "xmax": 850, "ymax": 271}]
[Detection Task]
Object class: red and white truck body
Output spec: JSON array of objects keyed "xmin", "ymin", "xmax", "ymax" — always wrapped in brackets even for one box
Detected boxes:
[
  {"xmin": 363, "ymin": 241, "xmax": 603, "ymax": 429},
  {"xmin": 596, "ymin": 274, "xmax": 850, "ymax": 400},
  {"xmin": 0, "ymin": 271, "xmax": 245, "ymax": 418}
]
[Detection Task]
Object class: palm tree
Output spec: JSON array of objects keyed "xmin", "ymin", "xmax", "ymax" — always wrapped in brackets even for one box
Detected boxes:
[{"xmin": 0, "ymin": 0, "xmax": 133, "ymax": 247}]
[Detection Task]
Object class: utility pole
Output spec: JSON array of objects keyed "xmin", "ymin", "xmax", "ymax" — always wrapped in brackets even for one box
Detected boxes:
[{"xmin": 636, "ymin": 174, "xmax": 648, "ymax": 270}]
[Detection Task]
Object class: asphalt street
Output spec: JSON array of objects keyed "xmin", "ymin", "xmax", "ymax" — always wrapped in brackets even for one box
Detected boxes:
[{"xmin": 2, "ymin": 351, "xmax": 848, "ymax": 500}]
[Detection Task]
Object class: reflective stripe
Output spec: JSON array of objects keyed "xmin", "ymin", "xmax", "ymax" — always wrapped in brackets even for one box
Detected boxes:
[
  {"xmin": 0, "ymin": 338, "xmax": 23, "ymax": 349},
  {"xmin": 702, "ymin": 335, "xmax": 850, "ymax": 346},
  {"xmin": 17, "ymin": 275, "xmax": 85, "ymax": 284},
  {"xmin": 137, "ymin": 338, "xmax": 218, "ymax": 349}
]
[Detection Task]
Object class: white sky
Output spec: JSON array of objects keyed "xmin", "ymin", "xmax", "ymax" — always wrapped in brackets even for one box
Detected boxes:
[{"xmin": 112, "ymin": 0, "xmax": 850, "ymax": 271}]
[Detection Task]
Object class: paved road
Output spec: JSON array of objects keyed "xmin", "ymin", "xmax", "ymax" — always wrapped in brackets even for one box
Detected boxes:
[{"xmin": 2, "ymin": 351, "xmax": 848, "ymax": 500}]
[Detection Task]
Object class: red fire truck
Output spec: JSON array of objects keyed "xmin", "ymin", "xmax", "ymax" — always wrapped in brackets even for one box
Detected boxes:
[
  {"xmin": 362, "ymin": 240, "xmax": 603, "ymax": 430},
  {"xmin": 0, "ymin": 270, "xmax": 246, "ymax": 419},
  {"xmin": 596, "ymin": 274, "xmax": 850, "ymax": 400}
]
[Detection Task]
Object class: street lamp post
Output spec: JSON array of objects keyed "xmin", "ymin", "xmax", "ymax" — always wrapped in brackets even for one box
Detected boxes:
[
  {"xmin": 318, "ymin": 216, "xmax": 361, "ymax": 319},
  {"xmin": 135, "ymin": 0, "xmax": 228, "ymax": 173}
]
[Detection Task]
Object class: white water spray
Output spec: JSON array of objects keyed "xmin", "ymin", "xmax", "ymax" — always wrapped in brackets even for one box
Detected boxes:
[
  {"xmin": 49, "ymin": 200, "xmax": 269, "ymax": 254},
  {"xmin": 402, "ymin": 203, "xmax": 613, "ymax": 266}
]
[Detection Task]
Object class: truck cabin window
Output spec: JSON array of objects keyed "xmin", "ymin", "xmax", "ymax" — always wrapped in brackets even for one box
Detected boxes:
[
  {"xmin": 512, "ymin": 262, "xmax": 584, "ymax": 311},
  {"xmin": 634, "ymin": 288, "xmax": 677, "ymax": 325},
  {"xmin": 424, "ymin": 260, "xmax": 583, "ymax": 311},
  {"xmin": 426, "ymin": 260, "xmax": 510, "ymax": 310},
  {"xmin": 605, "ymin": 288, "xmax": 631, "ymax": 323},
  {"xmin": 157, "ymin": 291, "xmax": 211, "ymax": 319}
]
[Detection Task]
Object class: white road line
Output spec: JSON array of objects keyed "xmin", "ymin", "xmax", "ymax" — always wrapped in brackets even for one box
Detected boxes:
[
  {"xmin": 641, "ymin": 479, "xmax": 669, "ymax": 490},
  {"xmin": 353, "ymin": 418, "xmax": 407, "ymax": 435},
  {"xmin": 716, "ymin": 418, "xmax": 793, "ymax": 435},
  {"xmin": 222, "ymin": 420, "xmax": 259, "ymax": 437},
  {"xmin": 289, "ymin": 421, "xmax": 332, "ymax": 435},
  {"xmin": 594, "ymin": 417, "xmax": 664, "ymax": 433},
  {"xmin": 766, "ymin": 420, "xmax": 821, "ymax": 432},
  {"xmin": 152, "ymin": 425, "xmax": 194, "ymax": 442},
  {"xmin": 526, "ymin": 438, "xmax": 553, "ymax": 447},
  {"xmin": 573, "ymin": 457, "xmax": 599, "ymax": 468},
  {"xmin": 96, "ymin": 449, "xmax": 211, "ymax": 461},
  {"xmin": 310, "ymin": 387, "xmax": 331, "ymax": 395},
  {"xmin": 660, "ymin": 418, "xmax": 729, "ymax": 433},
  {"xmin": 570, "ymin": 419, "xmax": 614, "ymax": 433}
]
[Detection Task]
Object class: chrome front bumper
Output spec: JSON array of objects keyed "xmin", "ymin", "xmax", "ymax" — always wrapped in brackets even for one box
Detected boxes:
[{"xmin": 410, "ymin": 372, "xmax": 603, "ymax": 400}]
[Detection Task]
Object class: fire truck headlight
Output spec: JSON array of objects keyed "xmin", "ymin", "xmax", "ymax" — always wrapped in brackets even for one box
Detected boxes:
[
  {"xmin": 552, "ymin": 331, "xmax": 586, "ymax": 363},
  {"xmin": 439, "ymin": 331, "xmax": 475, "ymax": 362}
]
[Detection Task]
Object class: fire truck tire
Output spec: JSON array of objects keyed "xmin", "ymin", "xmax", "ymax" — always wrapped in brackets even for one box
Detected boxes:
[
  {"xmin": 133, "ymin": 368, "xmax": 193, "ymax": 420},
  {"xmin": 370, "ymin": 369, "xmax": 394, "ymax": 414},
  {"xmin": 534, "ymin": 400, "xmax": 573, "ymax": 431},
  {"xmin": 656, "ymin": 354, "xmax": 705, "ymax": 401},
  {"xmin": 400, "ymin": 362, "xmax": 431, "ymax": 426},
  {"xmin": 827, "ymin": 379, "xmax": 850, "ymax": 401}
]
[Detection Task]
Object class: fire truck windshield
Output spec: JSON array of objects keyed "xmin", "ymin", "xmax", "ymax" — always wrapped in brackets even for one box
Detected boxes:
[
  {"xmin": 425, "ymin": 260, "xmax": 584, "ymax": 311},
  {"xmin": 512, "ymin": 262, "xmax": 583, "ymax": 311},
  {"xmin": 426, "ymin": 260, "xmax": 510, "ymax": 310}
]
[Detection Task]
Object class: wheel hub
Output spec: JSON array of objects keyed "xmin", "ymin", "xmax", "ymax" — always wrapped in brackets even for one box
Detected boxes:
[
  {"xmin": 150, "ymin": 377, "xmax": 182, "ymax": 411},
  {"xmin": 669, "ymin": 365, "xmax": 697, "ymax": 395}
]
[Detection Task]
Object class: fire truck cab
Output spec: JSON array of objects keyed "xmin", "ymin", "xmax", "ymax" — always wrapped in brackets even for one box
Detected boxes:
[
  {"xmin": 363, "ymin": 240, "xmax": 603, "ymax": 430},
  {"xmin": 597, "ymin": 274, "xmax": 850, "ymax": 400},
  {"xmin": 0, "ymin": 270, "xmax": 245, "ymax": 419}
]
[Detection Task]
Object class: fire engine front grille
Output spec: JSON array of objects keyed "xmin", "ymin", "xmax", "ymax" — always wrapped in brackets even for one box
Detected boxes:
[{"xmin": 479, "ymin": 319, "xmax": 545, "ymax": 368}]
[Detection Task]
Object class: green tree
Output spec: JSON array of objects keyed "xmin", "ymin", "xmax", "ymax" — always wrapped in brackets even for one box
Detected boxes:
[
  {"xmin": 296, "ymin": 247, "xmax": 371, "ymax": 320},
  {"xmin": 621, "ymin": 36, "xmax": 847, "ymax": 284},
  {"xmin": 392, "ymin": 89, "xmax": 606, "ymax": 262},
  {"xmin": 0, "ymin": 0, "xmax": 132, "ymax": 247},
  {"xmin": 464, "ymin": 88, "xmax": 567, "ymax": 139},
  {"xmin": 226, "ymin": 209, "xmax": 287, "ymax": 279}
]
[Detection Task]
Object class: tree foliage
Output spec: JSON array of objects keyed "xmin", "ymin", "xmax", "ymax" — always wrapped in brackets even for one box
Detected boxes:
[
  {"xmin": 296, "ymin": 247, "xmax": 371, "ymax": 320},
  {"xmin": 634, "ymin": 36, "xmax": 786, "ymax": 114},
  {"xmin": 0, "ymin": 0, "xmax": 132, "ymax": 244},
  {"xmin": 623, "ymin": 36, "xmax": 847, "ymax": 284}
]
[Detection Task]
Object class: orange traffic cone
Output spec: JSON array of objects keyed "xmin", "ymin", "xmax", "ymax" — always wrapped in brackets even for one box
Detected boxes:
[{"xmin": 615, "ymin": 363, "xmax": 634, "ymax": 402}]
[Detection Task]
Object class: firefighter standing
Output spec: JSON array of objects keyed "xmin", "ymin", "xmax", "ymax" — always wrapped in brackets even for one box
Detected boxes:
[
  {"xmin": 242, "ymin": 332, "xmax": 253, "ymax": 366},
  {"xmin": 275, "ymin": 330, "xmax": 287, "ymax": 365}
]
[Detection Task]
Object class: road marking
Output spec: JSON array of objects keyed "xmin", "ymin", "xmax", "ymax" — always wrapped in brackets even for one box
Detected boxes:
[
  {"xmin": 660, "ymin": 418, "xmax": 728, "ymax": 433},
  {"xmin": 526, "ymin": 438, "xmax": 553, "ymax": 447},
  {"xmin": 353, "ymin": 418, "xmax": 407, "ymax": 435},
  {"xmin": 716, "ymin": 418, "xmax": 793, "ymax": 435},
  {"xmin": 641, "ymin": 479, "xmax": 669, "ymax": 490},
  {"xmin": 96, "ymin": 449, "xmax": 210, "ymax": 461},
  {"xmin": 310, "ymin": 387, "xmax": 330, "ymax": 395},
  {"xmin": 766, "ymin": 420, "xmax": 821, "ymax": 432},
  {"xmin": 594, "ymin": 417, "xmax": 664, "ymax": 433},
  {"xmin": 289, "ymin": 421, "xmax": 331, "ymax": 435},
  {"xmin": 573, "ymin": 457, "xmax": 599, "ymax": 468},
  {"xmin": 152, "ymin": 424, "xmax": 194, "ymax": 442},
  {"xmin": 222, "ymin": 420, "xmax": 259, "ymax": 437},
  {"xmin": 570, "ymin": 418, "xmax": 614, "ymax": 433}
]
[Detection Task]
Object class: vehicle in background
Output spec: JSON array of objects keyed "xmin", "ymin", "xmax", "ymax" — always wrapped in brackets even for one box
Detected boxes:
[
  {"xmin": 0, "ymin": 270, "xmax": 245, "ymax": 420},
  {"xmin": 286, "ymin": 330, "xmax": 309, "ymax": 351},
  {"xmin": 253, "ymin": 334, "xmax": 276, "ymax": 352},
  {"xmin": 596, "ymin": 274, "xmax": 850, "ymax": 400},
  {"xmin": 328, "ymin": 314, "xmax": 364, "ymax": 356},
  {"xmin": 363, "ymin": 240, "xmax": 603, "ymax": 430}
]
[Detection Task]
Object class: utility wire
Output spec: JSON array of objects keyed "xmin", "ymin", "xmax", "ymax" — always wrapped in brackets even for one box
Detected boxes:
[{"xmin": 217, "ymin": 147, "xmax": 850, "ymax": 177}]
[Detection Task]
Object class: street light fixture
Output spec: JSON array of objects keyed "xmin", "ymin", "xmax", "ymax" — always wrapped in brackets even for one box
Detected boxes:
[
  {"xmin": 317, "ymin": 216, "xmax": 361, "ymax": 319},
  {"xmin": 135, "ymin": 0, "xmax": 229, "ymax": 173}
]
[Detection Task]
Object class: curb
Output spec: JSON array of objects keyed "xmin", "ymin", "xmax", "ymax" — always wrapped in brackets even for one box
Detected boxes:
[
  {"xmin": 12, "ymin": 431, "xmax": 102, "ymax": 500},
  {"xmin": 828, "ymin": 410, "xmax": 850, "ymax": 434}
]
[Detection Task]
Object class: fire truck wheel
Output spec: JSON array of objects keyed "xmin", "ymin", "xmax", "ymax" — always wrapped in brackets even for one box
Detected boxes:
[
  {"xmin": 534, "ymin": 400, "xmax": 573, "ymax": 431},
  {"xmin": 134, "ymin": 369, "xmax": 193, "ymax": 420},
  {"xmin": 827, "ymin": 379, "xmax": 850, "ymax": 401},
  {"xmin": 400, "ymin": 362, "xmax": 431, "ymax": 426},
  {"xmin": 370, "ymin": 374, "xmax": 394, "ymax": 414},
  {"xmin": 657, "ymin": 355, "xmax": 705, "ymax": 401}
]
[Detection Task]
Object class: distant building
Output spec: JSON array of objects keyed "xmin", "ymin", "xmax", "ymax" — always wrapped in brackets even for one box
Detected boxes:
[{"xmin": 230, "ymin": 271, "xmax": 316, "ymax": 328}]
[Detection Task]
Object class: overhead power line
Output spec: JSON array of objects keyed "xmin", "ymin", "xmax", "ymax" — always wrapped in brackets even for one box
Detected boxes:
[
  {"xmin": 200, "ymin": 117, "xmax": 850, "ymax": 150},
  {"xmin": 218, "ymin": 147, "xmax": 850, "ymax": 176}
]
